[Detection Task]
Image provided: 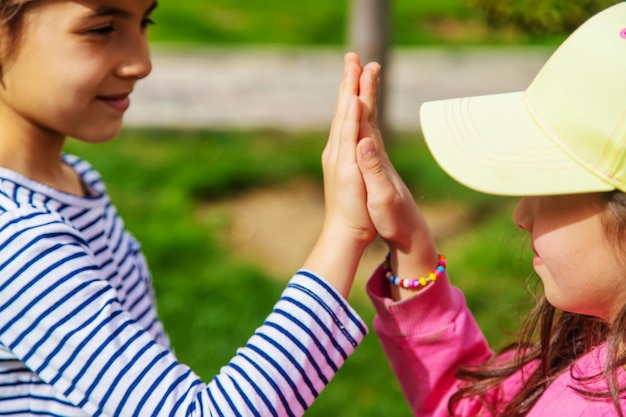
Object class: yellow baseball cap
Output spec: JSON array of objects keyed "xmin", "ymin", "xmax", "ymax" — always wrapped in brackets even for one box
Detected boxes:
[{"xmin": 420, "ymin": 2, "xmax": 626, "ymax": 196}]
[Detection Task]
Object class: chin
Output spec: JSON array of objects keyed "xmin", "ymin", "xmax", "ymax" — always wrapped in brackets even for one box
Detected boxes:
[{"xmin": 73, "ymin": 125, "xmax": 123, "ymax": 143}]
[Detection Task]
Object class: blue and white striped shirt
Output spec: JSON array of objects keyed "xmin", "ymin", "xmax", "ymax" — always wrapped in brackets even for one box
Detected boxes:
[{"xmin": 0, "ymin": 155, "xmax": 367, "ymax": 416}]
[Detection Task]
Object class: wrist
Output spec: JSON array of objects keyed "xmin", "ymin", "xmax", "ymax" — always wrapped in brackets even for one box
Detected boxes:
[
  {"xmin": 387, "ymin": 242, "xmax": 439, "ymax": 301},
  {"xmin": 384, "ymin": 252, "xmax": 446, "ymax": 289},
  {"xmin": 302, "ymin": 228, "xmax": 369, "ymax": 299},
  {"xmin": 387, "ymin": 230, "xmax": 437, "ymax": 267},
  {"xmin": 383, "ymin": 208, "xmax": 434, "ymax": 254}
]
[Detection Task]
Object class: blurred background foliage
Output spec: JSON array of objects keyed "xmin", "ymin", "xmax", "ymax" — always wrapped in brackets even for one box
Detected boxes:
[
  {"xmin": 468, "ymin": 0, "xmax": 620, "ymax": 34},
  {"xmin": 148, "ymin": 0, "xmax": 621, "ymax": 46}
]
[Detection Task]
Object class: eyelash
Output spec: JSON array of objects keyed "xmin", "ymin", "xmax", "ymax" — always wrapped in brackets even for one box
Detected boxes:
[
  {"xmin": 142, "ymin": 18, "xmax": 156, "ymax": 29},
  {"xmin": 88, "ymin": 18, "xmax": 156, "ymax": 35}
]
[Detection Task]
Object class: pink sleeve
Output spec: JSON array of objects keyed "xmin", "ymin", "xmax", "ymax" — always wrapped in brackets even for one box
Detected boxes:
[{"xmin": 367, "ymin": 265, "xmax": 494, "ymax": 416}]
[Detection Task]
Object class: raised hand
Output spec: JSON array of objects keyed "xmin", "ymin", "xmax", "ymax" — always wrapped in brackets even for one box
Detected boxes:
[
  {"xmin": 354, "ymin": 58, "xmax": 439, "ymax": 300},
  {"xmin": 321, "ymin": 52, "xmax": 376, "ymax": 249},
  {"xmin": 301, "ymin": 53, "xmax": 377, "ymax": 298}
]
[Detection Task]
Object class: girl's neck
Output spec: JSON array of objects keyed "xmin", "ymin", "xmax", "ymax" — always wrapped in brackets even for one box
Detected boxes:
[{"xmin": 0, "ymin": 116, "xmax": 85, "ymax": 197}]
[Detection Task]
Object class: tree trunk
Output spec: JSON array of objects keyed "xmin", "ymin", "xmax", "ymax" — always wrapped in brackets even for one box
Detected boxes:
[{"xmin": 348, "ymin": 0, "xmax": 390, "ymax": 138}]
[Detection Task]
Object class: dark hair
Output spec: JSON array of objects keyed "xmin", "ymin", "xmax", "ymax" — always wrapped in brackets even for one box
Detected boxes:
[
  {"xmin": 0, "ymin": 0, "xmax": 35, "ymax": 78},
  {"xmin": 449, "ymin": 190, "xmax": 626, "ymax": 417}
]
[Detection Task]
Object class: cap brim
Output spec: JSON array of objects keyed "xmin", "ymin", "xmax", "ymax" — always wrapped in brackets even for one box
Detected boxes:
[{"xmin": 419, "ymin": 92, "xmax": 615, "ymax": 196}]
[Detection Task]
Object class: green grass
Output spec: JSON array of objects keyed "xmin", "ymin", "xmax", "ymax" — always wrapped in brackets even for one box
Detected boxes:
[
  {"xmin": 64, "ymin": 128, "xmax": 534, "ymax": 416},
  {"xmin": 148, "ymin": 0, "xmax": 562, "ymax": 46}
]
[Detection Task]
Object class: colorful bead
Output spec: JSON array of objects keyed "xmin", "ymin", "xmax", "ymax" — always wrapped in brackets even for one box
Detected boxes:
[{"xmin": 384, "ymin": 253, "xmax": 447, "ymax": 290}]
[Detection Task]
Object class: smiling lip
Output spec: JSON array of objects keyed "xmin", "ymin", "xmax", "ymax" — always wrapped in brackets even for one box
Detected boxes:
[{"xmin": 98, "ymin": 93, "xmax": 131, "ymax": 112}]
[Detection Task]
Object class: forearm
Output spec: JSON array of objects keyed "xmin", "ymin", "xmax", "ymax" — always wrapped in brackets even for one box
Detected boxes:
[
  {"xmin": 301, "ymin": 226, "xmax": 369, "ymax": 299},
  {"xmin": 367, "ymin": 268, "xmax": 492, "ymax": 416},
  {"xmin": 206, "ymin": 272, "xmax": 367, "ymax": 415},
  {"xmin": 3, "ymin": 266, "xmax": 366, "ymax": 417}
]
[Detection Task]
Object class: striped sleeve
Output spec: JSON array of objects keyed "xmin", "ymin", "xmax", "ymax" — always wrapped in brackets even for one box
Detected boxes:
[{"xmin": 0, "ymin": 210, "xmax": 367, "ymax": 416}]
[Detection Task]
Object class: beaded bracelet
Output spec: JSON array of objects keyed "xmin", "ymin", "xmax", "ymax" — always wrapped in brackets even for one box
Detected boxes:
[{"xmin": 383, "ymin": 253, "xmax": 447, "ymax": 289}]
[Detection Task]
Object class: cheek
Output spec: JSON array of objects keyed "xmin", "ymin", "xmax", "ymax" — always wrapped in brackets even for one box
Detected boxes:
[
  {"xmin": 534, "ymin": 222, "xmax": 607, "ymax": 279},
  {"xmin": 13, "ymin": 39, "xmax": 102, "ymax": 95},
  {"xmin": 536, "ymin": 212, "xmax": 606, "ymax": 255},
  {"xmin": 534, "ymin": 232, "xmax": 588, "ymax": 264},
  {"xmin": 11, "ymin": 60, "xmax": 95, "ymax": 116}
]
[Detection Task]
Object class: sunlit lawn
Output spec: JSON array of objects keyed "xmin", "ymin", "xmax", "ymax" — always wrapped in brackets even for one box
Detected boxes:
[{"xmin": 65, "ymin": 129, "xmax": 535, "ymax": 416}]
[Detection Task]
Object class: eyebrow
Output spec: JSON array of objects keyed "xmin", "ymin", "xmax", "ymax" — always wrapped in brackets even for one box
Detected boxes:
[{"xmin": 89, "ymin": 1, "xmax": 158, "ymax": 19}]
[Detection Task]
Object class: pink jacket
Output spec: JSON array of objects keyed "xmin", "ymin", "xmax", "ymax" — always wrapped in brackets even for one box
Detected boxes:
[{"xmin": 367, "ymin": 266, "xmax": 626, "ymax": 416}]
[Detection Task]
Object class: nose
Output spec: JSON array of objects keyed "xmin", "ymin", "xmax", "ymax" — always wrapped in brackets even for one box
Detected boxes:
[
  {"xmin": 513, "ymin": 197, "xmax": 533, "ymax": 231},
  {"xmin": 116, "ymin": 35, "xmax": 152, "ymax": 80}
]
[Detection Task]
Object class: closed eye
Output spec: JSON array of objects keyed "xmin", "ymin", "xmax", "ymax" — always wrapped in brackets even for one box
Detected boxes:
[{"xmin": 88, "ymin": 25, "xmax": 115, "ymax": 35}]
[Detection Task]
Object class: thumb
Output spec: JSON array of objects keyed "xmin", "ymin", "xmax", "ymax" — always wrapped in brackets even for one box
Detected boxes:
[{"xmin": 356, "ymin": 137, "xmax": 393, "ymax": 193}]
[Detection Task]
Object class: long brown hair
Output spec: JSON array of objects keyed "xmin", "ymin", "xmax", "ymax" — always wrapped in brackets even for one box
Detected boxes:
[{"xmin": 449, "ymin": 190, "xmax": 626, "ymax": 417}]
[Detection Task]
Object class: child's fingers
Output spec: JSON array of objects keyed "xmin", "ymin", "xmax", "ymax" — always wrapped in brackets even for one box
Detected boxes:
[
  {"xmin": 359, "ymin": 62, "xmax": 380, "ymax": 122},
  {"xmin": 357, "ymin": 136, "xmax": 413, "ymax": 243},
  {"xmin": 324, "ymin": 95, "xmax": 362, "ymax": 176},
  {"xmin": 330, "ymin": 55, "xmax": 361, "ymax": 129},
  {"xmin": 356, "ymin": 137, "xmax": 393, "ymax": 199},
  {"xmin": 339, "ymin": 96, "xmax": 362, "ymax": 155},
  {"xmin": 358, "ymin": 62, "xmax": 383, "ymax": 147},
  {"xmin": 326, "ymin": 53, "xmax": 363, "ymax": 158},
  {"xmin": 342, "ymin": 53, "xmax": 362, "ymax": 99}
]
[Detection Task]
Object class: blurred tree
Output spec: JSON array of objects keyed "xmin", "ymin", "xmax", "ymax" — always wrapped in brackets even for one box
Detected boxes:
[
  {"xmin": 348, "ymin": 0, "xmax": 390, "ymax": 139},
  {"xmin": 466, "ymin": 0, "xmax": 620, "ymax": 34}
]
